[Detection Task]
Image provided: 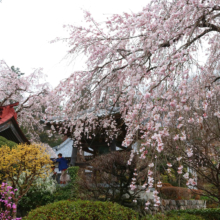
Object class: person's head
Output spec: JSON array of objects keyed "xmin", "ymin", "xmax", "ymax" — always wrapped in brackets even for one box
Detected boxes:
[
  {"xmin": 51, "ymin": 165, "xmax": 55, "ymax": 170},
  {"xmin": 58, "ymin": 153, "xmax": 62, "ymax": 158}
]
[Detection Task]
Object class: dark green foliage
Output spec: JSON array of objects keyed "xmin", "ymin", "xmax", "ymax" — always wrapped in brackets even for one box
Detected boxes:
[
  {"xmin": 18, "ymin": 185, "xmax": 72, "ymax": 217},
  {"xmin": 141, "ymin": 212, "xmax": 204, "ymax": 220},
  {"xmin": 68, "ymin": 166, "xmax": 79, "ymax": 197},
  {"xmin": 18, "ymin": 191, "xmax": 55, "ymax": 217},
  {"xmin": 200, "ymin": 195, "xmax": 219, "ymax": 208},
  {"xmin": 0, "ymin": 136, "xmax": 17, "ymax": 149},
  {"xmin": 39, "ymin": 132, "xmax": 63, "ymax": 147},
  {"xmin": 23, "ymin": 200, "xmax": 139, "ymax": 220},
  {"xmin": 67, "ymin": 166, "xmax": 79, "ymax": 181},
  {"xmin": 51, "ymin": 184, "xmax": 71, "ymax": 201},
  {"xmin": 170, "ymin": 208, "xmax": 220, "ymax": 220},
  {"xmin": 11, "ymin": 66, "xmax": 24, "ymax": 77}
]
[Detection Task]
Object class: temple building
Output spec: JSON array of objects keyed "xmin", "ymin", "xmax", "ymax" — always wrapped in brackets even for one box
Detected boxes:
[{"xmin": 43, "ymin": 107, "xmax": 128, "ymax": 169}]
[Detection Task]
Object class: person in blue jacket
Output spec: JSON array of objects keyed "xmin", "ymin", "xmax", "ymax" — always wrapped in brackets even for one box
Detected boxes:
[{"xmin": 53, "ymin": 153, "xmax": 69, "ymax": 184}]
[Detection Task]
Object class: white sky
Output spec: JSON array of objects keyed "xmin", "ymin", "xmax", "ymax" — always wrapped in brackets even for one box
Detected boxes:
[{"xmin": 0, "ymin": 0, "xmax": 148, "ymax": 87}]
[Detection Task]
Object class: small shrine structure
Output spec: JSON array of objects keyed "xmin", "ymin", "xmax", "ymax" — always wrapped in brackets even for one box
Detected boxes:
[{"xmin": 0, "ymin": 102, "xmax": 29, "ymax": 144}]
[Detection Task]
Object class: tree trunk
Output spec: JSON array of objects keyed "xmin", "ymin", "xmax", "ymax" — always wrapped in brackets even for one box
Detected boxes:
[{"xmin": 70, "ymin": 140, "xmax": 77, "ymax": 166}]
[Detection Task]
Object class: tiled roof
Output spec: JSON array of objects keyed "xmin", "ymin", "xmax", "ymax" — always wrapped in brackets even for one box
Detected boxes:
[
  {"xmin": 42, "ymin": 107, "xmax": 121, "ymax": 124},
  {"xmin": 51, "ymin": 138, "xmax": 93, "ymax": 158},
  {"xmin": 52, "ymin": 138, "xmax": 73, "ymax": 158}
]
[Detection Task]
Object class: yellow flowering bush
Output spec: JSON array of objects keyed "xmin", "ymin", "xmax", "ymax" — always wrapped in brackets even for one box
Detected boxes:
[{"xmin": 0, "ymin": 143, "xmax": 52, "ymax": 199}]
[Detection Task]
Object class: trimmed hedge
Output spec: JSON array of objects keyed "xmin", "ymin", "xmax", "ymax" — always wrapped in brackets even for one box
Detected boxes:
[
  {"xmin": 170, "ymin": 208, "xmax": 220, "ymax": 220},
  {"xmin": 0, "ymin": 136, "xmax": 17, "ymax": 149},
  {"xmin": 23, "ymin": 200, "xmax": 139, "ymax": 220}
]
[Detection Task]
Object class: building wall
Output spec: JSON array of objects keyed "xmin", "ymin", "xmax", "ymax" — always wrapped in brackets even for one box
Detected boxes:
[{"xmin": 132, "ymin": 199, "xmax": 206, "ymax": 215}]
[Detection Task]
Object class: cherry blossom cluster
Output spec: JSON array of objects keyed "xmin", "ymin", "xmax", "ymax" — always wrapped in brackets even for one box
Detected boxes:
[
  {"xmin": 0, "ymin": 60, "xmax": 49, "ymax": 141},
  {"xmin": 147, "ymin": 163, "xmax": 154, "ymax": 189},
  {"xmin": 153, "ymin": 190, "xmax": 160, "ymax": 207},
  {"xmin": 48, "ymin": 0, "xmax": 220, "ymax": 209},
  {"xmin": 186, "ymin": 178, "xmax": 197, "ymax": 187},
  {"xmin": 127, "ymin": 150, "xmax": 135, "ymax": 165},
  {"xmin": 129, "ymin": 168, "xmax": 137, "ymax": 191}
]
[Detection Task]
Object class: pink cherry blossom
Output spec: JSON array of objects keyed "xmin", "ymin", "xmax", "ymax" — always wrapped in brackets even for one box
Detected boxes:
[
  {"xmin": 186, "ymin": 148, "xmax": 193, "ymax": 157},
  {"xmin": 186, "ymin": 178, "xmax": 197, "ymax": 186},
  {"xmin": 148, "ymin": 170, "xmax": 153, "ymax": 175},
  {"xmin": 178, "ymin": 117, "xmax": 184, "ymax": 121},
  {"xmin": 157, "ymin": 181, "xmax": 162, "ymax": 187},
  {"xmin": 145, "ymin": 92, "xmax": 151, "ymax": 99},
  {"xmin": 202, "ymin": 100, "xmax": 208, "ymax": 111},
  {"xmin": 188, "ymin": 118, "xmax": 194, "ymax": 123},
  {"xmin": 206, "ymin": 91, "xmax": 213, "ymax": 99},
  {"xmin": 177, "ymin": 123, "xmax": 183, "ymax": 129},
  {"xmin": 173, "ymin": 134, "xmax": 179, "ymax": 141},
  {"xmin": 177, "ymin": 157, "xmax": 182, "ymax": 161},
  {"xmin": 214, "ymin": 112, "xmax": 220, "ymax": 118},
  {"xmin": 0, "ymin": 60, "xmax": 49, "ymax": 141},
  {"xmin": 197, "ymin": 117, "xmax": 203, "ymax": 124},
  {"xmin": 183, "ymin": 173, "xmax": 189, "ymax": 179},
  {"xmin": 167, "ymin": 163, "xmax": 172, "ymax": 167},
  {"xmin": 167, "ymin": 168, "xmax": 171, "ymax": 173},
  {"xmin": 180, "ymin": 131, "xmax": 186, "ymax": 141},
  {"xmin": 148, "ymin": 163, "xmax": 154, "ymax": 167},
  {"xmin": 154, "ymin": 114, "xmax": 160, "ymax": 121}
]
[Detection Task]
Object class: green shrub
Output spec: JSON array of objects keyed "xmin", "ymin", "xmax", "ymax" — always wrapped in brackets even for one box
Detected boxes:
[
  {"xmin": 68, "ymin": 166, "xmax": 79, "ymax": 197},
  {"xmin": 23, "ymin": 200, "xmax": 139, "ymax": 220},
  {"xmin": 0, "ymin": 136, "xmax": 17, "ymax": 148},
  {"xmin": 52, "ymin": 184, "xmax": 72, "ymax": 201},
  {"xmin": 141, "ymin": 212, "xmax": 204, "ymax": 220},
  {"xmin": 68, "ymin": 166, "xmax": 79, "ymax": 181},
  {"xmin": 170, "ymin": 208, "xmax": 220, "ymax": 220},
  {"xmin": 51, "ymin": 166, "xmax": 80, "ymax": 202},
  {"xmin": 200, "ymin": 195, "xmax": 219, "ymax": 208}
]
